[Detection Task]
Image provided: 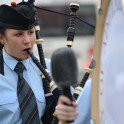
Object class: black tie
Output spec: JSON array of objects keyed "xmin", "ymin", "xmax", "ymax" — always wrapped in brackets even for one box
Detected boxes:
[{"xmin": 14, "ymin": 62, "xmax": 40, "ymax": 124}]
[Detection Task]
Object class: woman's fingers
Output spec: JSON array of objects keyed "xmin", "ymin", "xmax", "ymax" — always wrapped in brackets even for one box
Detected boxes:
[{"xmin": 55, "ymin": 95, "xmax": 78, "ymax": 121}]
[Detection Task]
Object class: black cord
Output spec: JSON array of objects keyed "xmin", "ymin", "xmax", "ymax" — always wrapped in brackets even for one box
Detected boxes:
[{"xmin": 34, "ymin": 5, "xmax": 95, "ymax": 29}]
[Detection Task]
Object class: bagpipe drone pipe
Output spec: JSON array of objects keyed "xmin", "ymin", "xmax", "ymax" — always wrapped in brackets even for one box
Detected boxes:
[
  {"xmin": 63, "ymin": 3, "xmax": 95, "ymax": 100},
  {"xmin": 25, "ymin": 0, "xmax": 96, "ymax": 123},
  {"xmin": 26, "ymin": 0, "xmax": 62, "ymax": 124}
]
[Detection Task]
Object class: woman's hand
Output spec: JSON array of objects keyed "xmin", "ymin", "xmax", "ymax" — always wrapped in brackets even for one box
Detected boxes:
[{"xmin": 54, "ymin": 95, "xmax": 78, "ymax": 124}]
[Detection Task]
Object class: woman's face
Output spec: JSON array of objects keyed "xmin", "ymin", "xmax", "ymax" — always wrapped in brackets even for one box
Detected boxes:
[{"xmin": 0, "ymin": 28, "xmax": 36, "ymax": 60}]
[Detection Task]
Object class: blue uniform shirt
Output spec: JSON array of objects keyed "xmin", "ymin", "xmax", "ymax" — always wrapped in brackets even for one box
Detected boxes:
[
  {"xmin": 0, "ymin": 50, "xmax": 91, "ymax": 124},
  {"xmin": 0, "ymin": 50, "xmax": 51, "ymax": 124}
]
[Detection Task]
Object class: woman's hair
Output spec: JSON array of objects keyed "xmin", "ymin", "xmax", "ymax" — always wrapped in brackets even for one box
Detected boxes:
[
  {"xmin": 0, "ymin": 27, "xmax": 6, "ymax": 35},
  {"xmin": 0, "ymin": 27, "xmax": 5, "ymax": 51}
]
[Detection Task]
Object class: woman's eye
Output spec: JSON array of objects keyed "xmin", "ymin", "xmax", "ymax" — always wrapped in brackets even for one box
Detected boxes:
[
  {"xmin": 15, "ymin": 33, "xmax": 22, "ymax": 37},
  {"xmin": 29, "ymin": 31, "xmax": 35, "ymax": 35}
]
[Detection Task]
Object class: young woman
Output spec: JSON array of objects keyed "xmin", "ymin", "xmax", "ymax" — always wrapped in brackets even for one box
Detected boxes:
[{"xmin": 0, "ymin": 1, "xmax": 78, "ymax": 124}]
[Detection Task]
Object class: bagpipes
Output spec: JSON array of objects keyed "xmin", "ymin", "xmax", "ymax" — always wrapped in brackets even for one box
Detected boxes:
[
  {"xmin": 25, "ymin": 0, "xmax": 95, "ymax": 123},
  {"xmin": 0, "ymin": 0, "xmax": 95, "ymax": 123}
]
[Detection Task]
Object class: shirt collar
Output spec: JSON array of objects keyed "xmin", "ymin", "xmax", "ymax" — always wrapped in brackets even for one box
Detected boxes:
[{"xmin": 3, "ymin": 50, "xmax": 30, "ymax": 71}]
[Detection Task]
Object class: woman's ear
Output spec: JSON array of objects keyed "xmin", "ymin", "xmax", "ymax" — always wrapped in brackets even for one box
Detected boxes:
[
  {"xmin": 0, "ymin": 35, "xmax": 4, "ymax": 50},
  {"xmin": 0, "ymin": 34, "xmax": 4, "ymax": 45}
]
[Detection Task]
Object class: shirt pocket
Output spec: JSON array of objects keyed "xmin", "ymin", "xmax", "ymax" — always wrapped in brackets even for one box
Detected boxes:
[
  {"xmin": 0, "ymin": 93, "xmax": 17, "ymax": 106},
  {"xmin": 0, "ymin": 93, "xmax": 22, "ymax": 124}
]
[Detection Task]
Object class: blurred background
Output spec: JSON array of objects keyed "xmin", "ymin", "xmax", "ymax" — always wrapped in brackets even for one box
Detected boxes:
[{"xmin": 1, "ymin": 0, "xmax": 100, "ymax": 81}]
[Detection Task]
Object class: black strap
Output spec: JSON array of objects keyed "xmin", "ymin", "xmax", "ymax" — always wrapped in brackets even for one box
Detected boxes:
[{"xmin": 0, "ymin": 51, "xmax": 4, "ymax": 75}]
